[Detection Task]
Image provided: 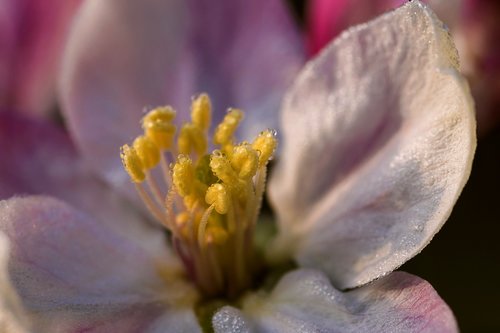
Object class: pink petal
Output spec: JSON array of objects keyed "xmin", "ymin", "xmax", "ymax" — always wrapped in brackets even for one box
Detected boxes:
[
  {"xmin": 0, "ymin": 196, "xmax": 200, "ymax": 332},
  {"xmin": 60, "ymin": 0, "xmax": 304, "ymax": 194},
  {"xmin": 214, "ymin": 269, "xmax": 458, "ymax": 332},
  {"xmin": 0, "ymin": 112, "xmax": 164, "ymax": 252},
  {"xmin": 269, "ymin": 1, "xmax": 475, "ymax": 289},
  {"xmin": 455, "ymin": 0, "xmax": 500, "ymax": 134},
  {"xmin": 0, "ymin": 0, "xmax": 81, "ymax": 115},
  {"xmin": 306, "ymin": 0, "xmax": 404, "ymax": 55}
]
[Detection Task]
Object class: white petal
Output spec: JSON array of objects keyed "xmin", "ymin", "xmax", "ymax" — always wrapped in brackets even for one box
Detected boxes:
[
  {"xmin": 0, "ymin": 196, "xmax": 199, "ymax": 331},
  {"xmin": 213, "ymin": 306, "xmax": 253, "ymax": 333},
  {"xmin": 269, "ymin": 1, "xmax": 475, "ymax": 289},
  {"xmin": 146, "ymin": 307, "xmax": 202, "ymax": 333},
  {"xmin": 214, "ymin": 269, "xmax": 457, "ymax": 333},
  {"xmin": 0, "ymin": 232, "xmax": 31, "ymax": 333}
]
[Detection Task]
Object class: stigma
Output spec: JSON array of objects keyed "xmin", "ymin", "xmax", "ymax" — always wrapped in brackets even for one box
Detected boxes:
[{"xmin": 120, "ymin": 94, "xmax": 277, "ymax": 298}]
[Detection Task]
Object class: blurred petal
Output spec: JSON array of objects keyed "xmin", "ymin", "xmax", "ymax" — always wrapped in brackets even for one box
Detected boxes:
[
  {"xmin": 214, "ymin": 269, "xmax": 457, "ymax": 333},
  {"xmin": 147, "ymin": 310, "xmax": 202, "ymax": 333},
  {"xmin": 269, "ymin": 1, "xmax": 475, "ymax": 289},
  {"xmin": 306, "ymin": 0, "xmax": 404, "ymax": 55},
  {"xmin": 60, "ymin": 0, "xmax": 304, "ymax": 193},
  {"xmin": 0, "ymin": 232, "xmax": 31, "ymax": 333},
  {"xmin": 0, "ymin": 112, "xmax": 165, "ymax": 253},
  {"xmin": 454, "ymin": 0, "xmax": 500, "ymax": 134},
  {"xmin": 0, "ymin": 196, "xmax": 199, "ymax": 331},
  {"xmin": 0, "ymin": 0, "xmax": 81, "ymax": 115},
  {"xmin": 306, "ymin": 0, "xmax": 463, "ymax": 56}
]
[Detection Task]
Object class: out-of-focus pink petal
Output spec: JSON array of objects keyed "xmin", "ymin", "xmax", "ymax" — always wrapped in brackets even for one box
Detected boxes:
[
  {"xmin": 0, "ymin": 196, "xmax": 199, "ymax": 332},
  {"xmin": 308, "ymin": 0, "xmax": 500, "ymax": 134},
  {"xmin": 0, "ymin": 112, "xmax": 165, "ymax": 253},
  {"xmin": 269, "ymin": 1, "xmax": 475, "ymax": 289},
  {"xmin": 306, "ymin": 0, "xmax": 404, "ymax": 55},
  {"xmin": 213, "ymin": 269, "xmax": 458, "ymax": 333},
  {"xmin": 456, "ymin": 0, "xmax": 500, "ymax": 134},
  {"xmin": 0, "ymin": 0, "xmax": 81, "ymax": 116},
  {"xmin": 60, "ymin": 0, "xmax": 304, "ymax": 194}
]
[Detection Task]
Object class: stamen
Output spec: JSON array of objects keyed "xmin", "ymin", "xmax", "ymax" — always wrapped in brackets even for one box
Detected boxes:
[
  {"xmin": 134, "ymin": 183, "xmax": 166, "ymax": 224},
  {"xmin": 209, "ymin": 151, "xmax": 240, "ymax": 187},
  {"xmin": 172, "ymin": 155, "xmax": 195, "ymax": 197},
  {"xmin": 252, "ymin": 129, "xmax": 277, "ymax": 167},
  {"xmin": 178, "ymin": 124, "xmax": 207, "ymax": 157},
  {"xmin": 120, "ymin": 93, "xmax": 277, "ymax": 299},
  {"xmin": 133, "ymin": 135, "xmax": 160, "ymax": 170},
  {"xmin": 120, "ymin": 144, "xmax": 145, "ymax": 183},
  {"xmin": 197, "ymin": 204, "xmax": 215, "ymax": 248},
  {"xmin": 230, "ymin": 143, "xmax": 259, "ymax": 180},
  {"xmin": 142, "ymin": 106, "xmax": 177, "ymax": 150},
  {"xmin": 191, "ymin": 93, "xmax": 212, "ymax": 132},
  {"xmin": 205, "ymin": 183, "xmax": 230, "ymax": 215},
  {"xmin": 213, "ymin": 108, "xmax": 243, "ymax": 146}
]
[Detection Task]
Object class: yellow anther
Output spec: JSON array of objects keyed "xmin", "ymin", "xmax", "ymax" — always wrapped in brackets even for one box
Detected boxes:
[
  {"xmin": 172, "ymin": 155, "xmax": 195, "ymax": 197},
  {"xmin": 209, "ymin": 151, "xmax": 239, "ymax": 186},
  {"xmin": 191, "ymin": 93, "xmax": 212, "ymax": 131},
  {"xmin": 142, "ymin": 106, "xmax": 177, "ymax": 149},
  {"xmin": 213, "ymin": 108, "xmax": 244, "ymax": 146},
  {"xmin": 142, "ymin": 106, "xmax": 176, "ymax": 123},
  {"xmin": 120, "ymin": 144, "xmax": 145, "ymax": 183},
  {"xmin": 252, "ymin": 129, "xmax": 277, "ymax": 167},
  {"xmin": 205, "ymin": 225, "xmax": 229, "ymax": 245},
  {"xmin": 231, "ymin": 143, "xmax": 259, "ymax": 180},
  {"xmin": 178, "ymin": 124, "xmax": 207, "ymax": 156},
  {"xmin": 205, "ymin": 183, "xmax": 230, "ymax": 214},
  {"xmin": 133, "ymin": 135, "xmax": 160, "ymax": 170},
  {"xmin": 144, "ymin": 122, "xmax": 176, "ymax": 150}
]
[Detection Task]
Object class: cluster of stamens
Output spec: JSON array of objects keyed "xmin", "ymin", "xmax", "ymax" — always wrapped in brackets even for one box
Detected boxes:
[{"xmin": 120, "ymin": 94, "xmax": 277, "ymax": 298}]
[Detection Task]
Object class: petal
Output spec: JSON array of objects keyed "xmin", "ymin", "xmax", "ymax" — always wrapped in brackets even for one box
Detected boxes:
[
  {"xmin": 306, "ymin": 0, "xmax": 404, "ymax": 55},
  {"xmin": 454, "ymin": 0, "xmax": 500, "ymax": 134},
  {"xmin": 0, "ymin": 112, "xmax": 164, "ymax": 254},
  {"xmin": 0, "ymin": 0, "xmax": 81, "ymax": 115},
  {"xmin": 306, "ymin": 0, "xmax": 464, "ymax": 56},
  {"xmin": 0, "ymin": 232, "xmax": 31, "ymax": 333},
  {"xmin": 60, "ymin": 0, "xmax": 304, "ymax": 194},
  {"xmin": 216, "ymin": 269, "xmax": 457, "ymax": 333},
  {"xmin": 269, "ymin": 1, "xmax": 476, "ymax": 289},
  {"xmin": 213, "ymin": 306, "xmax": 253, "ymax": 333},
  {"xmin": 0, "ymin": 196, "xmax": 199, "ymax": 331}
]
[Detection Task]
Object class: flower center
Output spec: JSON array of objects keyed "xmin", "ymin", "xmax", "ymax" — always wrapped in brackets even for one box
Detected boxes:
[{"xmin": 120, "ymin": 94, "xmax": 277, "ymax": 299}]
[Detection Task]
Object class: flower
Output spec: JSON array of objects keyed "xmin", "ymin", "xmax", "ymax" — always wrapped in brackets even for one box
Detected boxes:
[
  {"xmin": 307, "ymin": 0, "xmax": 500, "ymax": 134},
  {"xmin": 0, "ymin": 0, "xmax": 81, "ymax": 117},
  {"xmin": 0, "ymin": 0, "xmax": 475, "ymax": 332}
]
